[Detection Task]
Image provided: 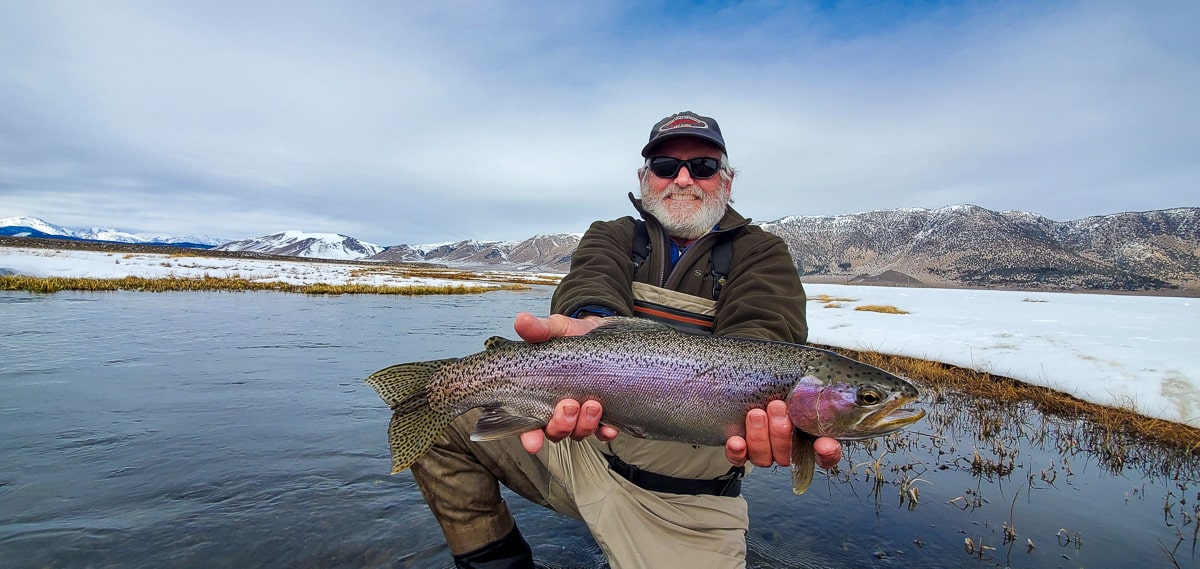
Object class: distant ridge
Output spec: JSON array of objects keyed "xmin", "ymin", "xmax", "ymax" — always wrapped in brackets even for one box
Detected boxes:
[
  {"xmin": 761, "ymin": 205, "xmax": 1200, "ymax": 292},
  {"xmin": 0, "ymin": 216, "xmax": 224, "ymax": 249},
  {"xmin": 5, "ymin": 206, "xmax": 1198, "ymax": 293},
  {"xmin": 216, "ymin": 230, "xmax": 382, "ymax": 260}
]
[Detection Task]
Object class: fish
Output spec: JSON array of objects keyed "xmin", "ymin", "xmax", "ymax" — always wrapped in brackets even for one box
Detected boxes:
[{"xmin": 366, "ymin": 317, "xmax": 925, "ymax": 494}]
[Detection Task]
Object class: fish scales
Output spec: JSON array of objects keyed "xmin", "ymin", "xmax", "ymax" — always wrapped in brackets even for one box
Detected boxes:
[
  {"xmin": 429, "ymin": 330, "xmax": 803, "ymax": 446},
  {"xmin": 366, "ymin": 317, "xmax": 925, "ymax": 483}
]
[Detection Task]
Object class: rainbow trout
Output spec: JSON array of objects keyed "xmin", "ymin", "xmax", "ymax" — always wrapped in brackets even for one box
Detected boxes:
[{"xmin": 366, "ymin": 317, "xmax": 925, "ymax": 494}]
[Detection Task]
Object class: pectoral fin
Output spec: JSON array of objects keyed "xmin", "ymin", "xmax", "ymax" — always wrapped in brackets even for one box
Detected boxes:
[
  {"xmin": 470, "ymin": 409, "xmax": 547, "ymax": 441},
  {"xmin": 791, "ymin": 429, "xmax": 816, "ymax": 495}
]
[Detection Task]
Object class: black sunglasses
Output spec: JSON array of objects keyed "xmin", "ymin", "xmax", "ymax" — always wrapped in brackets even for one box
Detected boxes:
[{"xmin": 647, "ymin": 156, "xmax": 721, "ymax": 180}]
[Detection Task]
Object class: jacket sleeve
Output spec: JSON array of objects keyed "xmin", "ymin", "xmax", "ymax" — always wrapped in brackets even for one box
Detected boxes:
[
  {"xmin": 550, "ymin": 218, "xmax": 638, "ymax": 318},
  {"xmin": 711, "ymin": 230, "xmax": 809, "ymax": 344}
]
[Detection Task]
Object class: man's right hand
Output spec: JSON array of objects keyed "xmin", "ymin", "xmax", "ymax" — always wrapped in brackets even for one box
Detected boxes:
[{"xmin": 513, "ymin": 312, "xmax": 619, "ymax": 453}]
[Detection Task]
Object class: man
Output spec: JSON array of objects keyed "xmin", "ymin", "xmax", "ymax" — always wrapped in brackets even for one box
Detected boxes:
[{"xmin": 410, "ymin": 111, "xmax": 842, "ymax": 568}]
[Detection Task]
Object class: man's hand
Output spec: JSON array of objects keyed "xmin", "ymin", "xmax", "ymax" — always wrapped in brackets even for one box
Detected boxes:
[
  {"xmin": 725, "ymin": 400, "xmax": 842, "ymax": 469},
  {"xmin": 514, "ymin": 313, "xmax": 618, "ymax": 453},
  {"xmin": 513, "ymin": 312, "xmax": 601, "ymax": 343}
]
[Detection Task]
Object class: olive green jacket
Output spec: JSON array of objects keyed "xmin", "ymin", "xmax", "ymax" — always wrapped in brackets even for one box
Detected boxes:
[{"xmin": 551, "ymin": 193, "xmax": 808, "ymax": 344}]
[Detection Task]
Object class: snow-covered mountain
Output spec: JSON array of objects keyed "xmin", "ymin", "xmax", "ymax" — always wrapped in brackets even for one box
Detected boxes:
[
  {"xmin": 6, "ymin": 207, "xmax": 1199, "ymax": 292},
  {"xmin": 0, "ymin": 216, "xmax": 227, "ymax": 247},
  {"xmin": 0, "ymin": 216, "xmax": 75, "ymax": 237},
  {"xmin": 368, "ymin": 234, "xmax": 580, "ymax": 272},
  {"xmin": 215, "ymin": 230, "xmax": 383, "ymax": 260},
  {"xmin": 760, "ymin": 205, "xmax": 1200, "ymax": 291}
]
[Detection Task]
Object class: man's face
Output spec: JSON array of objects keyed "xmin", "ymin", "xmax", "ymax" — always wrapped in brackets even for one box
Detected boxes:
[{"xmin": 639, "ymin": 137, "xmax": 732, "ymax": 240}]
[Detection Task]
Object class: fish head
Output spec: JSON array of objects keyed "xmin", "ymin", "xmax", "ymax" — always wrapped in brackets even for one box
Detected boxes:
[{"xmin": 786, "ymin": 351, "xmax": 925, "ymax": 440}]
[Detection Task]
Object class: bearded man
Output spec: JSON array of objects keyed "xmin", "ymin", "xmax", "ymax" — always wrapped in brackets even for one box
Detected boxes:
[{"xmin": 410, "ymin": 112, "xmax": 842, "ymax": 569}]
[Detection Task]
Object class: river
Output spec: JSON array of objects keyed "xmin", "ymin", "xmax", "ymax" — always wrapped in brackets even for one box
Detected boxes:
[{"xmin": 2, "ymin": 289, "xmax": 1195, "ymax": 568}]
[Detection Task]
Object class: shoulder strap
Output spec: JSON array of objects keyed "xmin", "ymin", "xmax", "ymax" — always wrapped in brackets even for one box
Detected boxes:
[
  {"xmin": 710, "ymin": 232, "xmax": 732, "ymax": 300},
  {"xmin": 631, "ymin": 219, "xmax": 734, "ymax": 300},
  {"xmin": 631, "ymin": 219, "xmax": 651, "ymax": 273}
]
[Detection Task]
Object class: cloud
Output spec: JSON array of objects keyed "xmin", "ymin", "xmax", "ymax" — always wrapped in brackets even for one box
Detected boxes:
[{"xmin": 1, "ymin": 1, "xmax": 1196, "ymax": 245}]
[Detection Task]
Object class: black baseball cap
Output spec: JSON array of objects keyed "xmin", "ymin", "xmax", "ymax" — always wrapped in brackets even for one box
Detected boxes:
[{"xmin": 641, "ymin": 111, "xmax": 727, "ymax": 157}]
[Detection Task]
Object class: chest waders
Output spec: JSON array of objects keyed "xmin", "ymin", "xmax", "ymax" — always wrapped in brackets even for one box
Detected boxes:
[
  {"xmin": 600, "ymin": 220, "xmax": 744, "ymax": 498},
  {"xmin": 629, "ymin": 219, "xmax": 732, "ymax": 334}
]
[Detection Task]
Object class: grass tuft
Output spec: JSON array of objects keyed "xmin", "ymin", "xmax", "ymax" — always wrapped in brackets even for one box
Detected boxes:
[{"xmin": 855, "ymin": 304, "xmax": 910, "ymax": 314}]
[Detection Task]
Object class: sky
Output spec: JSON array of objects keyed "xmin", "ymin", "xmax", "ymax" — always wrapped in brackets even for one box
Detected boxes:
[
  {"xmin": 4, "ymin": 245, "xmax": 1196, "ymax": 427},
  {"xmin": 1, "ymin": 1, "xmax": 1197, "ymax": 246}
]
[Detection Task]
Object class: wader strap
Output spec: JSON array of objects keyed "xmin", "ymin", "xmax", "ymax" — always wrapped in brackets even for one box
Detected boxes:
[
  {"xmin": 632, "ymin": 220, "xmax": 651, "ymax": 274},
  {"xmin": 631, "ymin": 220, "xmax": 733, "ymax": 301},
  {"xmin": 603, "ymin": 453, "xmax": 744, "ymax": 497},
  {"xmin": 711, "ymin": 236, "xmax": 731, "ymax": 300}
]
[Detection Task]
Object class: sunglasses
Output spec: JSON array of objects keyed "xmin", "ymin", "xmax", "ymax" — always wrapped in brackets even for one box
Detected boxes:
[{"xmin": 647, "ymin": 156, "xmax": 721, "ymax": 180}]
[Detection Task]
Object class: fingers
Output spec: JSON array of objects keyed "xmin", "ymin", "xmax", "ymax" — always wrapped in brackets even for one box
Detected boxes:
[
  {"xmin": 514, "ymin": 312, "xmax": 553, "ymax": 343},
  {"xmin": 732, "ymin": 400, "xmax": 793, "ymax": 468},
  {"xmin": 814, "ymin": 436, "xmax": 842, "ymax": 469},
  {"xmin": 514, "ymin": 312, "xmax": 603, "ymax": 343},
  {"xmin": 543, "ymin": 399, "xmax": 581, "ymax": 442},
  {"xmin": 520, "ymin": 429, "xmax": 545, "ymax": 454},
  {"xmin": 575, "ymin": 400, "xmax": 603, "ymax": 440},
  {"xmin": 725, "ymin": 435, "xmax": 748, "ymax": 467},
  {"xmin": 766, "ymin": 400, "xmax": 792, "ymax": 467},
  {"xmin": 527, "ymin": 399, "xmax": 609, "ymax": 456},
  {"xmin": 743, "ymin": 408, "xmax": 772, "ymax": 467}
]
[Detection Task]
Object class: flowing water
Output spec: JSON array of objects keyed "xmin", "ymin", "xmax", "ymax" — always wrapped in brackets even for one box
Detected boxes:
[{"xmin": 1, "ymin": 290, "xmax": 1196, "ymax": 568}]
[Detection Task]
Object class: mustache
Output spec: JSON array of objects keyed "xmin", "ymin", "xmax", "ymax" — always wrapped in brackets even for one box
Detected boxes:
[{"xmin": 660, "ymin": 185, "xmax": 706, "ymax": 200}]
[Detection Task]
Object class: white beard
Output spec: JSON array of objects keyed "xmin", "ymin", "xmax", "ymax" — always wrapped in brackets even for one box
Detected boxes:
[{"xmin": 640, "ymin": 179, "xmax": 731, "ymax": 240}]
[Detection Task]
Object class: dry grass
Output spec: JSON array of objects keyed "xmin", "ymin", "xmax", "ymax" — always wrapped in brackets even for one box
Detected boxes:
[
  {"xmin": 855, "ymin": 304, "xmax": 910, "ymax": 315},
  {"xmin": 809, "ymin": 294, "xmax": 858, "ymax": 303},
  {"xmin": 0, "ymin": 275, "xmax": 529, "ymax": 295},
  {"xmin": 823, "ymin": 344, "xmax": 1200, "ymax": 455}
]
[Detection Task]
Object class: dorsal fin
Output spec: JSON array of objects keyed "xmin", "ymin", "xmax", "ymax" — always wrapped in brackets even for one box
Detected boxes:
[
  {"xmin": 586, "ymin": 316, "xmax": 673, "ymax": 336},
  {"xmin": 484, "ymin": 336, "xmax": 518, "ymax": 350}
]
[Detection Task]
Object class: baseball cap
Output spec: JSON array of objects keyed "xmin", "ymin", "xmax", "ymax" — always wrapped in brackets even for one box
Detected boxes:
[{"xmin": 640, "ymin": 111, "xmax": 727, "ymax": 157}]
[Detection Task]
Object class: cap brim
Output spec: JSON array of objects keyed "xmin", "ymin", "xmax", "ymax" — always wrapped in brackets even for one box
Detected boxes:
[{"xmin": 641, "ymin": 132, "xmax": 727, "ymax": 157}]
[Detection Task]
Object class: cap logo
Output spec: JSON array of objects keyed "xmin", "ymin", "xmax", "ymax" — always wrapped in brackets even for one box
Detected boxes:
[{"xmin": 659, "ymin": 115, "xmax": 708, "ymax": 132}]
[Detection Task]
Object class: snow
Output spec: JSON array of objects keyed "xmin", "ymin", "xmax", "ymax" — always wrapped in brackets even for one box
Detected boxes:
[
  {"xmin": 0, "ymin": 246, "xmax": 527, "ymax": 289},
  {"xmin": 2, "ymin": 245, "xmax": 1196, "ymax": 428},
  {"xmin": 0, "ymin": 216, "xmax": 229, "ymax": 245},
  {"xmin": 804, "ymin": 284, "xmax": 1197, "ymax": 427},
  {"xmin": 0, "ymin": 216, "xmax": 73, "ymax": 236}
]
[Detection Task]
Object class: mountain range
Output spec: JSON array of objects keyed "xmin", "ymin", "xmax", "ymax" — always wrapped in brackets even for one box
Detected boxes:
[
  {"xmin": 3, "ymin": 206, "xmax": 1198, "ymax": 293},
  {"xmin": 0, "ymin": 216, "xmax": 227, "ymax": 248}
]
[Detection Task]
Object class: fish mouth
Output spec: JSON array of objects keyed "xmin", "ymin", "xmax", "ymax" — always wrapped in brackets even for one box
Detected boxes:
[
  {"xmin": 838, "ymin": 398, "xmax": 926, "ymax": 440},
  {"xmin": 870, "ymin": 406, "xmax": 926, "ymax": 435}
]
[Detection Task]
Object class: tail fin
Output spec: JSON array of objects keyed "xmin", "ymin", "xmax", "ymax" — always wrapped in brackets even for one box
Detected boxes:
[{"xmin": 366, "ymin": 359, "xmax": 458, "ymax": 474}]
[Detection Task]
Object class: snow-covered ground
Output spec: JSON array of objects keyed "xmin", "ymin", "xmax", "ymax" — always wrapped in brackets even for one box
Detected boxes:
[
  {"xmin": 2, "ymin": 245, "xmax": 1196, "ymax": 427},
  {"xmin": 0, "ymin": 246, "xmax": 545, "ymax": 288}
]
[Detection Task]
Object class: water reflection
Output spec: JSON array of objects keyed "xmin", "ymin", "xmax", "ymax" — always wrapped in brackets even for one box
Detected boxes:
[{"xmin": 0, "ymin": 289, "xmax": 1195, "ymax": 568}]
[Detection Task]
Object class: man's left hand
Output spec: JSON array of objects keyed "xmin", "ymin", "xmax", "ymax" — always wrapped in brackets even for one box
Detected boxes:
[{"xmin": 725, "ymin": 400, "xmax": 842, "ymax": 469}]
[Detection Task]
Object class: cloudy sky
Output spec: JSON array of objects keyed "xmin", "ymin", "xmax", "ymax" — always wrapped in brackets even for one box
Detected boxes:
[{"xmin": 2, "ymin": 1, "xmax": 1196, "ymax": 246}]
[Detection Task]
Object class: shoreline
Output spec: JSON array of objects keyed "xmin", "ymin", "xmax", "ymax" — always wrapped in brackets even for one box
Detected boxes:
[{"xmin": 4, "ymin": 236, "xmax": 1196, "ymax": 298}]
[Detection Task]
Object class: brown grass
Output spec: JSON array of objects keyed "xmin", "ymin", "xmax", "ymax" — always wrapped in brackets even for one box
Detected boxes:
[
  {"xmin": 809, "ymin": 294, "xmax": 858, "ymax": 303},
  {"xmin": 822, "ymin": 344, "xmax": 1200, "ymax": 455},
  {"xmin": 854, "ymin": 304, "xmax": 910, "ymax": 314},
  {"xmin": 0, "ymin": 275, "xmax": 529, "ymax": 295}
]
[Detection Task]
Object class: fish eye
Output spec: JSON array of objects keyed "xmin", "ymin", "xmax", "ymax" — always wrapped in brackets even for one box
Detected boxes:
[{"xmin": 857, "ymin": 388, "xmax": 883, "ymax": 406}]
